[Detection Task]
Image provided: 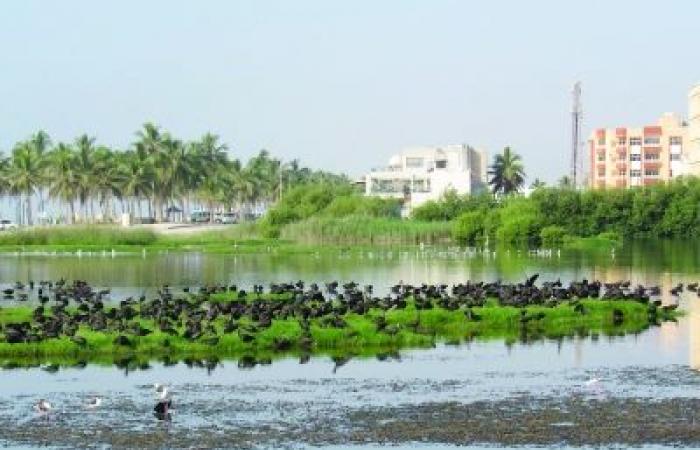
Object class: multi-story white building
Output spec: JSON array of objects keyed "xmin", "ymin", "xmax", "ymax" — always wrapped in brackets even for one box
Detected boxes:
[{"xmin": 364, "ymin": 144, "xmax": 487, "ymax": 214}]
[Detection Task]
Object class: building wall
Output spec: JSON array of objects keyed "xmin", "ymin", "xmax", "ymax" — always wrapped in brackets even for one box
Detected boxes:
[
  {"xmin": 588, "ymin": 113, "xmax": 688, "ymax": 189},
  {"xmin": 688, "ymin": 83, "xmax": 700, "ymax": 175},
  {"xmin": 364, "ymin": 144, "xmax": 487, "ymax": 211},
  {"xmin": 588, "ymin": 84, "xmax": 700, "ymax": 188}
]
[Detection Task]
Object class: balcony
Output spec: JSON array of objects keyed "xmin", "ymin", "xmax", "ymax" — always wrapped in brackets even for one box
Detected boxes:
[
  {"xmin": 643, "ymin": 178, "xmax": 660, "ymax": 186},
  {"xmin": 643, "ymin": 161, "xmax": 662, "ymax": 169},
  {"xmin": 616, "ymin": 162, "xmax": 627, "ymax": 170},
  {"xmin": 615, "ymin": 179, "xmax": 627, "ymax": 188}
]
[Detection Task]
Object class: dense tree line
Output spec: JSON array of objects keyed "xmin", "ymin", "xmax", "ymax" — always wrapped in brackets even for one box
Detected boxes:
[
  {"xmin": 414, "ymin": 177, "xmax": 700, "ymax": 244},
  {"xmin": 1, "ymin": 124, "xmax": 346, "ymax": 224}
]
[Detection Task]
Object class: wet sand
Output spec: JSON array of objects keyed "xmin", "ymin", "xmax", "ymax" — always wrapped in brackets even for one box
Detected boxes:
[{"xmin": 1, "ymin": 395, "xmax": 700, "ymax": 449}]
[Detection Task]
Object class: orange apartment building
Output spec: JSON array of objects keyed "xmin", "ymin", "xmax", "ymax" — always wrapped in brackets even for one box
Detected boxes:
[{"xmin": 589, "ymin": 84, "xmax": 700, "ymax": 189}]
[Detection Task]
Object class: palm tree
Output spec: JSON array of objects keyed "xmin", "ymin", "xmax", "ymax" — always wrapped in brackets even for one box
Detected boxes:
[
  {"xmin": 134, "ymin": 123, "xmax": 168, "ymax": 221},
  {"xmin": 93, "ymin": 146, "xmax": 125, "ymax": 222},
  {"xmin": 47, "ymin": 143, "xmax": 79, "ymax": 223},
  {"xmin": 7, "ymin": 142, "xmax": 46, "ymax": 225},
  {"xmin": 73, "ymin": 134, "xmax": 98, "ymax": 222},
  {"xmin": 118, "ymin": 149, "xmax": 154, "ymax": 218},
  {"xmin": 30, "ymin": 131, "xmax": 52, "ymax": 220},
  {"xmin": 530, "ymin": 178, "xmax": 546, "ymax": 190},
  {"xmin": 488, "ymin": 147, "xmax": 525, "ymax": 196},
  {"xmin": 558, "ymin": 175, "xmax": 574, "ymax": 189}
]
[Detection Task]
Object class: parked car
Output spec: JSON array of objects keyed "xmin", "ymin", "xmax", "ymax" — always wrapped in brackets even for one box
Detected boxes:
[
  {"xmin": 0, "ymin": 220, "xmax": 17, "ymax": 231},
  {"xmin": 190, "ymin": 211, "xmax": 211, "ymax": 223},
  {"xmin": 214, "ymin": 212, "xmax": 238, "ymax": 224}
]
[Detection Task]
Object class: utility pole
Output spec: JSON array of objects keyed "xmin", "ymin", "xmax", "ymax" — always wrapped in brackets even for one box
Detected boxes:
[{"xmin": 571, "ymin": 82, "xmax": 583, "ymax": 187}]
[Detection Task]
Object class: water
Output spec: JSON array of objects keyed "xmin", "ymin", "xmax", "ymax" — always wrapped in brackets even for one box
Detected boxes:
[{"xmin": 1, "ymin": 240, "xmax": 700, "ymax": 448}]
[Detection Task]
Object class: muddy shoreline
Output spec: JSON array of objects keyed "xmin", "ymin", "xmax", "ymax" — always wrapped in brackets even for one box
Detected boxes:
[{"xmin": 2, "ymin": 395, "xmax": 700, "ymax": 449}]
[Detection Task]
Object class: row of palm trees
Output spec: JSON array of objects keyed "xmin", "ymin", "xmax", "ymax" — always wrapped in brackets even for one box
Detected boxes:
[{"xmin": 2, "ymin": 123, "xmax": 345, "ymax": 225}]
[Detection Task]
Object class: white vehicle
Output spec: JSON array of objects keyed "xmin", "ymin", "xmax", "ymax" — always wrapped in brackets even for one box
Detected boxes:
[
  {"xmin": 0, "ymin": 220, "xmax": 17, "ymax": 231},
  {"xmin": 215, "ymin": 212, "xmax": 238, "ymax": 224}
]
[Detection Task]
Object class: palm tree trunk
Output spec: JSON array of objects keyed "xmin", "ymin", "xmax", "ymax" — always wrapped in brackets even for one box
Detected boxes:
[
  {"xmin": 26, "ymin": 194, "xmax": 32, "ymax": 226},
  {"xmin": 69, "ymin": 200, "xmax": 75, "ymax": 225}
]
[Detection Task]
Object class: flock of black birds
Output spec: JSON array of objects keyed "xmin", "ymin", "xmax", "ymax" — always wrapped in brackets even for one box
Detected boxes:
[{"xmin": 0, "ymin": 275, "xmax": 686, "ymax": 348}]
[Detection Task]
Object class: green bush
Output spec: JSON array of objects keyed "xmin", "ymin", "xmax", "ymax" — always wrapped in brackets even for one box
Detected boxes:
[
  {"xmin": 412, "ymin": 190, "xmax": 495, "ymax": 221},
  {"xmin": 539, "ymin": 225, "xmax": 567, "ymax": 246},
  {"xmin": 452, "ymin": 211, "xmax": 484, "ymax": 245},
  {"xmin": 494, "ymin": 198, "xmax": 541, "ymax": 244},
  {"xmin": 323, "ymin": 195, "xmax": 401, "ymax": 218}
]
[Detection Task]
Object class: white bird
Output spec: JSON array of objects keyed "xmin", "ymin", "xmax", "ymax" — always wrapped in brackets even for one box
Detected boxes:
[
  {"xmin": 85, "ymin": 396, "xmax": 102, "ymax": 409},
  {"xmin": 154, "ymin": 383, "xmax": 169, "ymax": 400},
  {"xmin": 153, "ymin": 383, "xmax": 173, "ymax": 417},
  {"xmin": 585, "ymin": 377, "xmax": 601, "ymax": 386},
  {"xmin": 34, "ymin": 399, "xmax": 52, "ymax": 413}
]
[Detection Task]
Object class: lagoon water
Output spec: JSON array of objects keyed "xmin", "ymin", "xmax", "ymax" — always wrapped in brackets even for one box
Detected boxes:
[{"xmin": 1, "ymin": 240, "xmax": 700, "ymax": 448}]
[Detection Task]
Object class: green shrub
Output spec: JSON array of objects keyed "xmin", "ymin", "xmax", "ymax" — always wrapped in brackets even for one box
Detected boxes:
[
  {"xmin": 452, "ymin": 211, "xmax": 484, "ymax": 245},
  {"xmin": 494, "ymin": 198, "xmax": 542, "ymax": 243},
  {"xmin": 323, "ymin": 195, "xmax": 401, "ymax": 218},
  {"xmin": 597, "ymin": 231, "xmax": 622, "ymax": 243},
  {"xmin": 412, "ymin": 190, "xmax": 495, "ymax": 221},
  {"xmin": 539, "ymin": 225, "xmax": 567, "ymax": 246}
]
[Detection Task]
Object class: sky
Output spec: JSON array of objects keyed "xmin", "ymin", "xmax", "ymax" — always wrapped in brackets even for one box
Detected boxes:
[{"xmin": 1, "ymin": 0, "xmax": 699, "ymax": 183}]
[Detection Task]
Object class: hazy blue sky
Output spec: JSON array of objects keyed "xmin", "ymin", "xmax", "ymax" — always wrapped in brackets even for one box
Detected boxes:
[{"xmin": 1, "ymin": 0, "xmax": 698, "ymax": 182}]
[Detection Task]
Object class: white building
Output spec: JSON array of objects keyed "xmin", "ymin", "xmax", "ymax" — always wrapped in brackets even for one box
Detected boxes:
[{"xmin": 364, "ymin": 144, "xmax": 488, "ymax": 215}]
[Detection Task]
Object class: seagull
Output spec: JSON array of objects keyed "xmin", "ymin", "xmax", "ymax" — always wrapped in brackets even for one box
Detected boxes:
[
  {"xmin": 85, "ymin": 396, "xmax": 102, "ymax": 409},
  {"xmin": 34, "ymin": 399, "xmax": 52, "ymax": 414}
]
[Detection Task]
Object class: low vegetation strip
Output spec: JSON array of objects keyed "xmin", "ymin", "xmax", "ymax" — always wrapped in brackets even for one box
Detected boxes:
[
  {"xmin": 280, "ymin": 216, "xmax": 452, "ymax": 245},
  {"xmin": 0, "ymin": 278, "xmax": 678, "ymax": 362}
]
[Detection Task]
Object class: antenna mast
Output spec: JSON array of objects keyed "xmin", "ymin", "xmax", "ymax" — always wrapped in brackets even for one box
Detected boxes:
[{"xmin": 571, "ymin": 82, "xmax": 582, "ymax": 187}]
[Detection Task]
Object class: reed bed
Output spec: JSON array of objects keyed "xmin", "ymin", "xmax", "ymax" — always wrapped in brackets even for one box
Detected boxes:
[
  {"xmin": 0, "ymin": 226, "xmax": 157, "ymax": 246},
  {"xmin": 280, "ymin": 216, "xmax": 452, "ymax": 245}
]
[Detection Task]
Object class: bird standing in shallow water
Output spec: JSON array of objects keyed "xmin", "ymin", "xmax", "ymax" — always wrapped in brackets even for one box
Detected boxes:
[
  {"xmin": 153, "ymin": 383, "xmax": 173, "ymax": 420},
  {"xmin": 34, "ymin": 399, "xmax": 52, "ymax": 414},
  {"xmin": 85, "ymin": 396, "xmax": 102, "ymax": 409}
]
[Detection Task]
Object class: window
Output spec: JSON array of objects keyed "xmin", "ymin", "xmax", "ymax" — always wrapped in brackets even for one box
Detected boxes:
[
  {"xmin": 644, "ymin": 152, "xmax": 660, "ymax": 160},
  {"xmin": 644, "ymin": 168, "xmax": 659, "ymax": 177},
  {"xmin": 670, "ymin": 136, "xmax": 682, "ymax": 145},
  {"xmin": 597, "ymin": 153, "xmax": 605, "ymax": 161},
  {"xmin": 644, "ymin": 136, "xmax": 660, "ymax": 145},
  {"xmin": 630, "ymin": 170, "xmax": 641, "ymax": 177},
  {"xmin": 412, "ymin": 179, "xmax": 431, "ymax": 193},
  {"xmin": 629, "ymin": 137, "xmax": 642, "ymax": 146},
  {"xmin": 435, "ymin": 159, "xmax": 447, "ymax": 169},
  {"xmin": 597, "ymin": 137, "xmax": 605, "ymax": 145},
  {"xmin": 598, "ymin": 168, "xmax": 605, "ymax": 177},
  {"xmin": 630, "ymin": 153, "xmax": 641, "ymax": 161},
  {"xmin": 617, "ymin": 137, "xmax": 627, "ymax": 145},
  {"xmin": 671, "ymin": 153, "xmax": 681, "ymax": 161},
  {"xmin": 405, "ymin": 157, "xmax": 424, "ymax": 168},
  {"xmin": 618, "ymin": 170, "xmax": 626, "ymax": 176}
]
